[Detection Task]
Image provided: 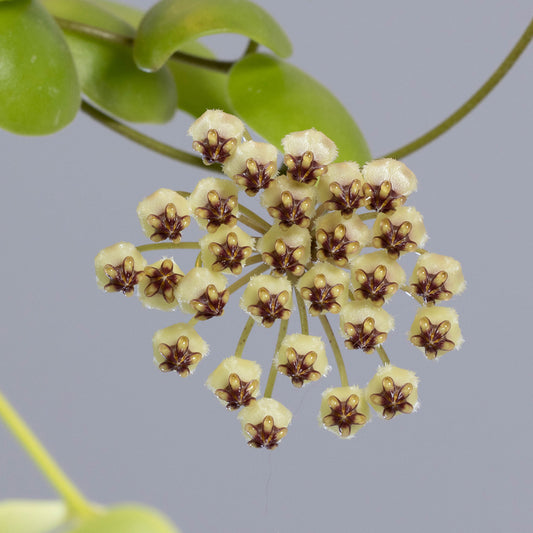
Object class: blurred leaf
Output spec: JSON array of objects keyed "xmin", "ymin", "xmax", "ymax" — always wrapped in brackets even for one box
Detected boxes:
[
  {"xmin": 68, "ymin": 505, "xmax": 181, "ymax": 533},
  {"xmin": 228, "ymin": 53, "xmax": 371, "ymax": 163},
  {"xmin": 0, "ymin": 500, "xmax": 68, "ymax": 533},
  {"xmin": 168, "ymin": 41, "xmax": 232, "ymax": 117},
  {"xmin": 133, "ymin": 0, "xmax": 292, "ymax": 72},
  {"xmin": 89, "ymin": 0, "xmax": 142, "ymax": 28},
  {"xmin": 89, "ymin": 0, "xmax": 231, "ymax": 116},
  {"xmin": 43, "ymin": 0, "xmax": 176, "ymax": 123},
  {"xmin": 0, "ymin": 0, "xmax": 80, "ymax": 135}
]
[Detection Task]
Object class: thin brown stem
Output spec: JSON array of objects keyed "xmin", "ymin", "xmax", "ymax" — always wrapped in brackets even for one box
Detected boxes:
[
  {"xmin": 295, "ymin": 289, "xmax": 309, "ymax": 335},
  {"xmin": 234, "ymin": 317, "xmax": 255, "ymax": 358},
  {"xmin": 55, "ymin": 17, "xmax": 234, "ymax": 73}
]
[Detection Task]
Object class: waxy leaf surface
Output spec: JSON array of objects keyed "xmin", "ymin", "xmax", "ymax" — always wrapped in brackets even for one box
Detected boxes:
[
  {"xmin": 228, "ymin": 54, "xmax": 371, "ymax": 163},
  {"xmin": 134, "ymin": 0, "xmax": 291, "ymax": 72},
  {"xmin": 0, "ymin": 0, "xmax": 80, "ymax": 135},
  {"xmin": 0, "ymin": 500, "xmax": 68, "ymax": 533},
  {"xmin": 43, "ymin": 0, "xmax": 176, "ymax": 123},
  {"xmin": 69, "ymin": 505, "xmax": 181, "ymax": 533}
]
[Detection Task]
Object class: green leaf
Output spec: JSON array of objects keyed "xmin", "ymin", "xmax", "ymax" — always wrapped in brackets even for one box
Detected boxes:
[
  {"xmin": 90, "ymin": 0, "xmax": 232, "ymax": 117},
  {"xmin": 68, "ymin": 505, "xmax": 181, "ymax": 533},
  {"xmin": 168, "ymin": 41, "xmax": 232, "ymax": 117},
  {"xmin": 42, "ymin": 0, "xmax": 177, "ymax": 123},
  {"xmin": 228, "ymin": 53, "xmax": 372, "ymax": 164},
  {"xmin": 0, "ymin": 500, "xmax": 68, "ymax": 533},
  {"xmin": 133, "ymin": 0, "xmax": 292, "ymax": 72},
  {"xmin": 89, "ymin": 0, "xmax": 143, "ymax": 28},
  {"xmin": 0, "ymin": 0, "xmax": 80, "ymax": 135}
]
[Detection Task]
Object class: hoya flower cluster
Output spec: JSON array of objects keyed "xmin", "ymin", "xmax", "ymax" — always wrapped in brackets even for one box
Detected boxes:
[{"xmin": 95, "ymin": 110, "xmax": 465, "ymax": 449}]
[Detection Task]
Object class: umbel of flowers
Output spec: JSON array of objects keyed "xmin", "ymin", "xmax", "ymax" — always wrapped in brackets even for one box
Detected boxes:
[{"xmin": 95, "ymin": 110, "xmax": 466, "ymax": 449}]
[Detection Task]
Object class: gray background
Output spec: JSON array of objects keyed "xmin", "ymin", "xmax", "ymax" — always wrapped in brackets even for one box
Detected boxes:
[{"xmin": 1, "ymin": 1, "xmax": 532, "ymax": 532}]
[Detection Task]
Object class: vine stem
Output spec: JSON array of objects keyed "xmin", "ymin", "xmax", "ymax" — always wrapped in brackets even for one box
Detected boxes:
[
  {"xmin": 294, "ymin": 289, "xmax": 309, "ymax": 335},
  {"xmin": 319, "ymin": 315, "xmax": 348, "ymax": 387},
  {"xmin": 0, "ymin": 389, "xmax": 95, "ymax": 519},
  {"xmin": 383, "ymin": 17, "xmax": 533, "ymax": 160},
  {"xmin": 264, "ymin": 319, "xmax": 288, "ymax": 398},
  {"xmin": 80, "ymin": 101, "xmax": 209, "ymax": 170},
  {"xmin": 54, "ymin": 17, "xmax": 234, "ymax": 73},
  {"xmin": 376, "ymin": 345, "xmax": 390, "ymax": 365},
  {"xmin": 234, "ymin": 317, "xmax": 255, "ymax": 358},
  {"xmin": 136, "ymin": 242, "xmax": 200, "ymax": 253}
]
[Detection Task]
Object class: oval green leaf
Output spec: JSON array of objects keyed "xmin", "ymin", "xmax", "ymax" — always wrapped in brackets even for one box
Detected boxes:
[
  {"xmin": 133, "ymin": 0, "xmax": 292, "ymax": 72},
  {"xmin": 86, "ymin": 0, "xmax": 231, "ymax": 117},
  {"xmin": 228, "ymin": 53, "xmax": 371, "ymax": 163},
  {"xmin": 42, "ymin": 0, "xmax": 177, "ymax": 123},
  {"xmin": 69, "ymin": 505, "xmax": 181, "ymax": 533},
  {"xmin": 0, "ymin": 0, "xmax": 80, "ymax": 135},
  {"xmin": 0, "ymin": 500, "xmax": 68, "ymax": 533},
  {"xmin": 168, "ymin": 41, "xmax": 232, "ymax": 117}
]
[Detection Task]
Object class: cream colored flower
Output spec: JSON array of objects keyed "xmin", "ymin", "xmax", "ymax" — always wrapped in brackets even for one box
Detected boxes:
[
  {"xmin": 95, "ymin": 242, "xmax": 147, "ymax": 296},
  {"xmin": 320, "ymin": 386, "xmax": 370, "ymax": 438}
]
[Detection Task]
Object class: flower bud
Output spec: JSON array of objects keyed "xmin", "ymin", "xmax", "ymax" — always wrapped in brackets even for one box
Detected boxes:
[
  {"xmin": 408, "ymin": 253, "xmax": 466, "ymax": 304},
  {"xmin": 276, "ymin": 333, "xmax": 329, "ymax": 387},
  {"xmin": 409, "ymin": 306, "xmax": 463, "ymax": 359},
  {"xmin": 206, "ymin": 356, "xmax": 261, "ymax": 409},
  {"xmin": 257, "ymin": 224, "xmax": 311, "ymax": 277},
  {"xmin": 176, "ymin": 267, "xmax": 228, "ymax": 320},
  {"xmin": 351, "ymin": 251, "xmax": 406, "ymax": 305},
  {"xmin": 138, "ymin": 258, "xmax": 184, "ymax": 310},
  {"xmin": 296, "ymin": 262, "xmax": 349, "ymax": 315},
  {"xmin": 189, "ymin": 177, "xmax": 239, "ymax": 233},
  {"xmin": 282, "ymin": 129, "xmax": 337, "ymax": 185},
  {"xmin": 95, "ymin": 242, "xmax": 147, "ymax": 296},
  {"xmin": 372, "ymin": 206, "xmax": 427, "ymax": 258},
  {"xmin": 261, "ymin": 175, "xmax": 316, "ymax": 229},
  {"xmin": 317, "ymin": 162, "xmax": 367, "ymax": 216},
  {"xmin": 241, "ymin": 275, "xmax": 292, "ymax": 327},
  {"xmin": 320, "ymin": 386, "xmax": 370, "ymax": 438},
  {"xmin": 362, "ymin": 158, "xmax": 417, "ymax": 212},
  {"xmin": 238, "ymin": 398, "xmax": 292, "ymax": 449},
  {"xmin": 340, "ymin": 301, "xmax": 394, "ymax": 353},
  {"xmin": 152, "ymin": 323, "xmax": 208, "ymax": 376},
  {"xmin": 137, "ymin": 188, "xmax": 190, "ymax": 243},
  {"xmin": 366, "ymin": 365, "xmax": 419, "ymax": 419},
  {"xmin": 200, "ymin": 226, "xmax": 254, "ymax": 275},
  {"xmin": 188, "ymin": 110, "xmax": 245, "ymax": 165},
  {"xmin": 222, "ymin": 141, "xmax": 279, "ymax": 195},
  {"xmin": 315, "ymin": 212, "xmax": 370, "ymax": 266}
]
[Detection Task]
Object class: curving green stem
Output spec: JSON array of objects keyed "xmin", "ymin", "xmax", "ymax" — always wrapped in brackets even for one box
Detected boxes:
[
  {"xmin": 0, "ymin": 388, "xmax": 96, "ymax": 519},
  {"xmin": 264, "ymin": 319, "xmax": 288, "ymax": 398},
  {"xmin": 383, "ymin": 17, "xmax": 533, "ymax": 160},
  {"xmin": 136, "ymin": 242, "xmax": 200, "ymax": 252},
  {"xmin": 294, "ymin": 289, "xmax": 309, "ymax": 335},
  {"xmin": 234, "ymin": 317, "xmax": 255, "ymax": 358},
  {"xmin": 319, "ymin": 315, "xmax": 348, "ymax": 387},
  {"xmin": 80, "ymin": 101, "xmax": 209, "ymax": 170},
  {"xmin": 227, "ymin": 263, "xmax": 269, "ymax": 294},
  {"xmin": 54, "ymin": 17, "xmax": 234, "ymax": 73},
  {"xmin": 376, "ymin": 345, "xmax": 390, "ymax": 365}
]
